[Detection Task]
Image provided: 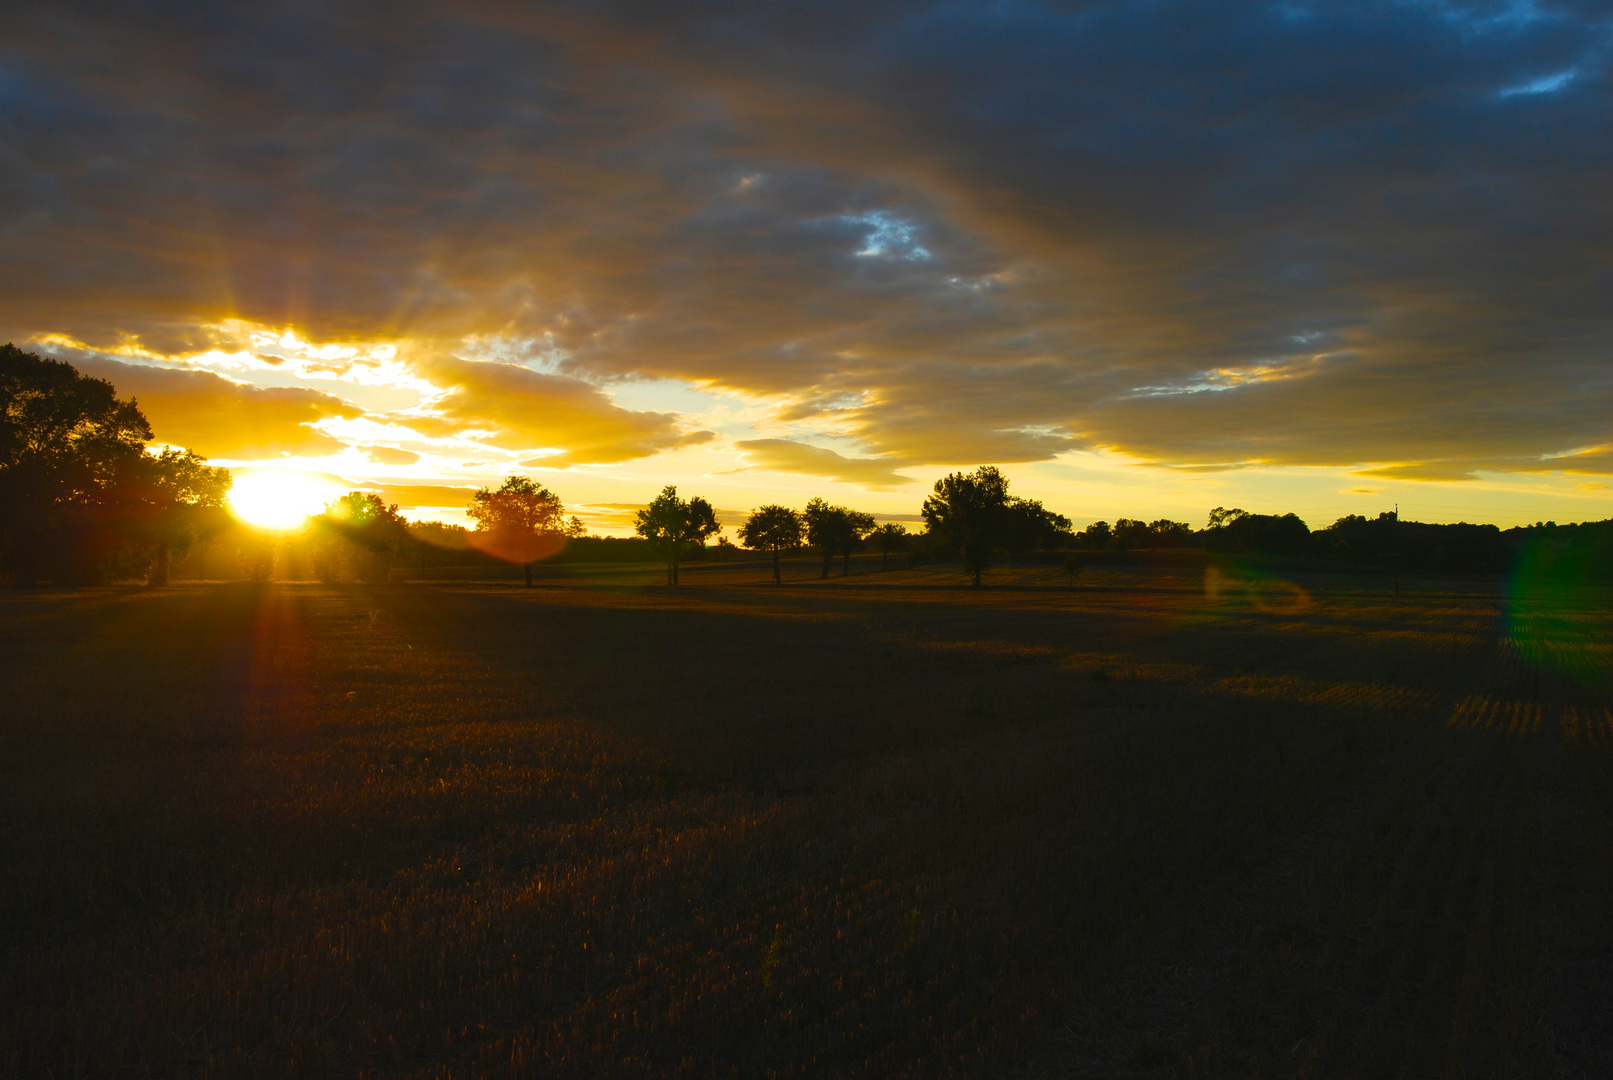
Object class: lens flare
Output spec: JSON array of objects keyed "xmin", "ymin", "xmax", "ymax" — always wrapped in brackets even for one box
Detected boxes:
[{"xmin": 229, "ymin": 469, "xmax": 340, "ymax": 532}]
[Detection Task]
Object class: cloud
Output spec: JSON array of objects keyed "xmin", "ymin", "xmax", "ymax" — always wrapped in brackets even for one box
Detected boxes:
[
  {"xmin": 1354, "ymin": 463, "xmax": 1484, "ymax": 482},
  {"xmin": 363, "ymin": 445, "xmax": 421, "ymax": 466},
  {"xmin": 1538, "ymin": 448, "xmax": 1613, "ymax": 476},
  {"xmin": 66, "ymin": 355, "xmax": 362, "ymax": 459},
  {"xmin": 731, "ymin": 438, "xmax": 912, "ymax": 488},
  {"xmin": 399, "ymin": 353, "xmax": 711, "ymax": 464},
  {"xmin": 1, "ymin": 1, "xmax": 1609, "ymax": 481}
]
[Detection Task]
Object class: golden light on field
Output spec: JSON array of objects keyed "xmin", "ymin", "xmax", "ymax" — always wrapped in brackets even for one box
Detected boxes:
[{"xmin": 229, "ymin": 469, "xmax": 340, "ymax": 531}]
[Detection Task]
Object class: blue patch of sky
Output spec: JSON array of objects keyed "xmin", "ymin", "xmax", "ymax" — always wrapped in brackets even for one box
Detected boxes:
[
  {"xmin": 603, "ymin": 377, "xmax": 757, "ymax": 435},
  {"xmin": 848, "ymin": 210, "xmax": 932, "ymax": 260}
]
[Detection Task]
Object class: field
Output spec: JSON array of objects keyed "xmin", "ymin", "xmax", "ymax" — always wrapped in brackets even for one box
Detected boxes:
[{"xmin": 3, "ymin": 559, "xmax": 1611, "ymax": 1078}]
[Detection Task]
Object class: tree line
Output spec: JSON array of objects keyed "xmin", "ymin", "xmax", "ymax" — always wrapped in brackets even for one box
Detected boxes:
[{"xmin": 5, "ymin": 346, "xmax": 1609, "ymax": 586}]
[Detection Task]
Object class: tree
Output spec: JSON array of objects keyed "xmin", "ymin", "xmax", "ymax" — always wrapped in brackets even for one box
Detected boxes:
[
  {"xmin": 1204, "ymin": 507, "xmax": 1310, "ymax": 555},
  {"xmin": 739, "ymin": 504, "xmax": 804, "ymax": 584},
  {"xmin": 126, "ymin": 449, "xmax": 233, "ymax": 585},
  {"xmin": 803, "ymin": 499, "xmax": 875, "ymax": 578},
  {"xmin": 1075, "ymin": 520, "xmax": 1113, "ymax": 550},
  {"xmin": 634, "ymin": 485, "xmax": 719, "ymax": 585},
  {"xmin": 1150, "ymin": 519, "xmax": 1195, "ymax": 547},
  {"xmin": 870, "ymin": 522, "xmax": 908, "ymax": 569},
  {"xmin": 1063, "ymin": 553, "xmax": 1084, "ymax": 587},
  {"xmin": 467, "ymin": 475, "xmax": 565, "ymax": 587},
  {"xmin": 1112, "ymin": 518, "xmax": 1153, "ymax": 550},
  {"xmin": 1, "ymin": 344, "xmax": 231, "ymax": 585},
  {"xmin": 1002, "ymin": 497, "xmax": 1071, "ymax": 553},
  {"xmin": 312, "ymin": 491, "xmax": 409, "ymax": 583},
  {"xmin": 921, "ymin": 466, "xmax": 1013, "ymax": 586},
  {"xmin": 840, "ymin": 509, "xmax": 875, "ymax": 575}
]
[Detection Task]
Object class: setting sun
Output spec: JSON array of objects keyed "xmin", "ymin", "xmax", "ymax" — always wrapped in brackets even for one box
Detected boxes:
[{"xmin": 228, "ymin": 469, "xmax": 339, "ymax": 531}]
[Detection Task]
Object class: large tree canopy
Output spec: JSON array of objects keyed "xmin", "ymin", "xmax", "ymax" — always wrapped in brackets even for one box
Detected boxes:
[
  {"xmin": 635, "ymin": 486, "xmax": 719, "ymax": 586},
  {"xmin": 311, "ymin": 491, "xmax": 411, "ymax": 583},
  {"xmin": 0, "ymin": 344, "xmax": 229, "ymax": 584},
  {"xmin": 739, "ymin": 504, "xmax": 804, "ymax": 585},
  {"xmin": 467, "ymin": 475, "xmax": 566, "ymax": 587},
  {"xmin": 803, "ymin": 498, "xmax": 877, "ymax": 579}
]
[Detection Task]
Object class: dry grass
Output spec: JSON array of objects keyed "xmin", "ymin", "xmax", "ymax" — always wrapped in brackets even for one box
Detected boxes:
[{"xmin": 2, "ymin": 562, "xmax": 1610, "ymax": 1077}]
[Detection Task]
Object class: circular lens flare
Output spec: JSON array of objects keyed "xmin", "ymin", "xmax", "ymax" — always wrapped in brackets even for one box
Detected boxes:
[{"xmin": 229, "ymin": 469, "xmax": 338, "ymax": 532}]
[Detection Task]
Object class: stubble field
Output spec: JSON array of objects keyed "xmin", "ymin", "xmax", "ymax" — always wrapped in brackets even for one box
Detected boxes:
[{"xmin": 2, "ymin": 559, "xmax": 1610, "ymax": 1078}]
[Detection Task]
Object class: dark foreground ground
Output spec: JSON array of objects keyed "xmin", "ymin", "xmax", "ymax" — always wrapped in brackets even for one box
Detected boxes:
[{"xmin": 2, "ymin": 562, "xmax": 1611, "ymax": 1078}]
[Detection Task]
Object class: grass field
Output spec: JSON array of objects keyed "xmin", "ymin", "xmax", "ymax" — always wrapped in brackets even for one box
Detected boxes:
[{"xmin": 3, "ymin": 560, "xmax": 1611, "ymax": 1077}]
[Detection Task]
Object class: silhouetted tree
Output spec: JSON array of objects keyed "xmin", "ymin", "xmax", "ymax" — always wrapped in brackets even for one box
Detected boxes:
[
  {"xmin": 1150, "ymin": 519, "xmax": 1195, "ymax": 546},
  {"xmin": 921, "ymin": 466, "xmax": 1013, "ymax": 586},
  {"xmin": 1075, "ymin": 520, "xmax": 1113, "ymax": 550},
  {"xmin": 838, "ymin": 508, "xmax": 875, "ymax": 575},
  {"xmin": 1002, "ymin": 497, "xmax": 1071, "ymax": 553},
  {"xmin": 635, "ymin": 485, "xmax": 719, "ymax": 585},
  {"xmin": 312, "ymin": 492, "xmax": 410, "ymax": 582},
  {"xmin": 126, "ymin": 449, "xmax": 233, "ymax": 585},
  {"xmin": 1112, "ymin": 518, "xmax": 1152, "ymax": 550},
  {"xmin": 1063, "ymin": 553, "xmax": 1084, "ymax": 586},
  {"xmin": 870, "ymin": 522, "xmax": 908, "ymax": 569},
  {"xmin": 739, "ymin": 504, "xmax": 804, "ymax": 584},
  {"xmin": 1110, "ymin": 518, "xmax": 1194, "ymax": 550},
  {"xmin": 803, "ymin": 498, "xmax": 875, "ymax": 578},
  {"xmin": 1204, "ymin": 506, "xmax": 1310, "ymax": 555},
  {"xmin": 468, "ymin": 475, "xmax": 566, "ymax": 587},
  {"xmin": 803, "ymin": 498, "xmax": 837, "ymax": 578},
  {"xmin": 1, "ymin": 344, "xmax": 232, "ymax": 584}
]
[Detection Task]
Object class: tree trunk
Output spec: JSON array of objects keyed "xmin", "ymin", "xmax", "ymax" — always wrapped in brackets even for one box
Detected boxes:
[
  {"xmin": 523, "ymin": 562, "xmax": 532, "ymax": 588},
  {"xmin": 973, "ymin": 566, "xmax": 982, "ymax": 587},
  {"xmin": 819, "ymin": 553, "xmax": 830, "ymax": 579},
  {"xmin": 842, "ymin": 551, "xmax": 850, "ymax": 576},
  {"xmin": 772, "ymin": 548, "xmax": 781, "ymax": 584},
  {"xmin": 150, "ymin": 544, "xmax": 169, "ymax": 586}
]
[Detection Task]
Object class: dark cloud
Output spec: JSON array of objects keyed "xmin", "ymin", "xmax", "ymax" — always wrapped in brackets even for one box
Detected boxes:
[{"xmin": 1, "ymin": 1, "xmax": 1608, "ymax": 475}]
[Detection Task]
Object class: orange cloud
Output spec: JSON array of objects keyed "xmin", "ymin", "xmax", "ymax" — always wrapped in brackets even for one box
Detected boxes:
[
  {"xmin": 405, "ymin": 354, "xmax": 713, "ymax": 465},
  {"xmin": 731, "ymin": 439, "xmax": 912, "ymax": 488},
  {"xmin": 70, "ymin": 356, "xmax": 362, "ymax": 459}
]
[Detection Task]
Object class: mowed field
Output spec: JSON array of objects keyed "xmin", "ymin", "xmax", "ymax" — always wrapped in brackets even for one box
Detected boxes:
[{"xmin": 3, "ymin": 561, "xmax": 1611, "ymax": 1078}]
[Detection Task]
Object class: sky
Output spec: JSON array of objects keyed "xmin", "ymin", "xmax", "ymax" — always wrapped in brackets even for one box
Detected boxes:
[{"xmin": 2, "ymin": 0, "xmax": 1610, "ymax": 534}]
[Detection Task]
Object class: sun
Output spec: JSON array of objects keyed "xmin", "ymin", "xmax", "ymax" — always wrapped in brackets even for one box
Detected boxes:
[{"xmin": 229, "ymin": 469, "xmax": 340, "ymax": 532}]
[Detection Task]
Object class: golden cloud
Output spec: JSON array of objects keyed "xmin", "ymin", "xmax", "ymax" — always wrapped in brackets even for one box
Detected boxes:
[
  {"xmin": 71, "ymin": 356, "xmax": 363, "ymax": 459},
  {"xmin": 364, "ymin": 445, "xmax": 422, "ymax": 466},
  {"xmin": 731, "ymin": 438, "xmax": 912, "ymax": 488},
  {"xmin": 404, "ymin": 354, "xmax": 713, "ymax": 465}
]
